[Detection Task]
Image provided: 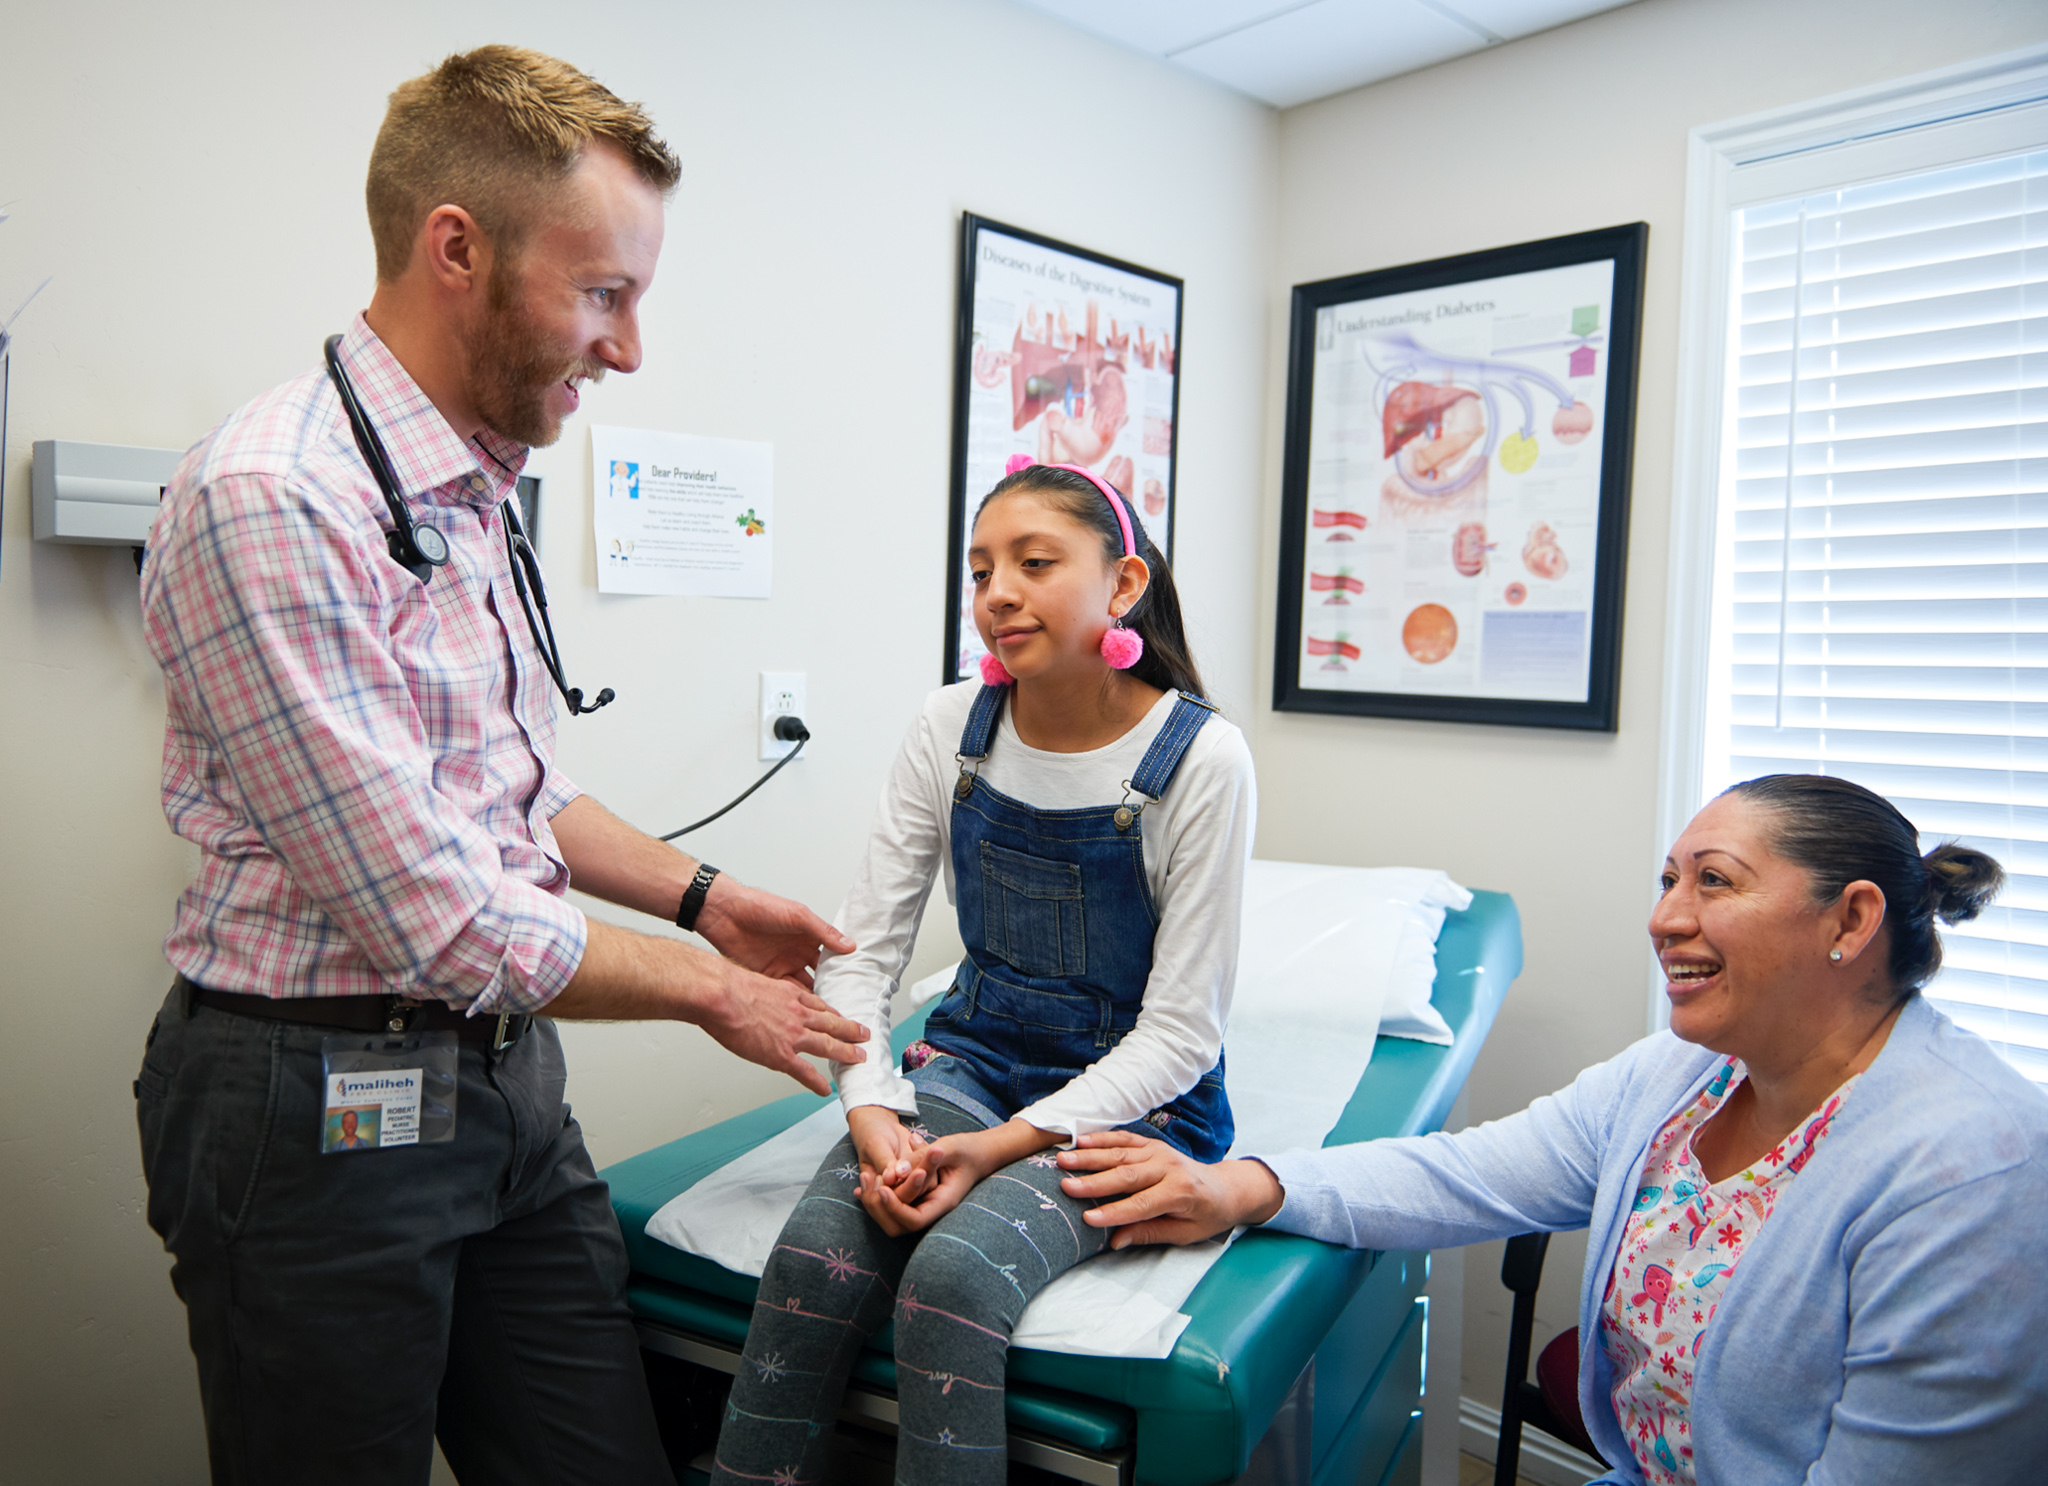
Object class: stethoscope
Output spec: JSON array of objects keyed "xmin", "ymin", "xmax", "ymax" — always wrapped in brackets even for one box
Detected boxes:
[{"xmin": 322, "ymin": 336, "xmax": 614, "ymax": 716}]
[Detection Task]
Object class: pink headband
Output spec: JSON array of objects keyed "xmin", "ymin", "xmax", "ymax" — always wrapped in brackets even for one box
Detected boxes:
[{"xmin": 1004, "ymin": 454, "xmax": 1136, "ymax": 558}]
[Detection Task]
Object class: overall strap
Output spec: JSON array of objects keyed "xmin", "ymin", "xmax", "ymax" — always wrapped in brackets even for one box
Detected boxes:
[
  {"xmin": 1127, "ymin": 692, "xmax": 1219, "ymax": 801},
  {"xmin": 958, "ymin": 683, "xmax": 1009, "ymax": 760},
  {"xmin": 954, "ymin": 683, "xmax": 1009, "ymax": 800}
]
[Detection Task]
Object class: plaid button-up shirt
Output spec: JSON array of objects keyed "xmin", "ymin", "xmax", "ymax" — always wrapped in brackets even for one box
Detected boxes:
[{"xmin": 141, "ymin": 315, "xmax": 586, "ymax": 1013}]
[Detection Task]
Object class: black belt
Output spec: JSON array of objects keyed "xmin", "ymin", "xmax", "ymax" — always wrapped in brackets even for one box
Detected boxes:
[{"xmin": 181, "ymin": 977, "xmax": 533, "ymax": 1050}]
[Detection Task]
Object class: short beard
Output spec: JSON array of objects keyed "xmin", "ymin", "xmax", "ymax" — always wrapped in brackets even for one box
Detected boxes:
[{"xmin": 463, "ymin": 260, "xmax": 604, "ymax": 448}]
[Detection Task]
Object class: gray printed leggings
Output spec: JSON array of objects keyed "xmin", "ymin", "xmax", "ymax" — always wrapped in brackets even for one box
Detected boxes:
[{"xmin": 708, "ymin": 1096, "xmax": 1110, "ymax": 1486}]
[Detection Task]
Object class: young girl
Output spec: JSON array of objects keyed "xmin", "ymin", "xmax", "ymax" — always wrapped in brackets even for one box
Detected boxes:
[{"xmin": 710, "ymin": 458, "xmax": 1255, "ymax": 1486}]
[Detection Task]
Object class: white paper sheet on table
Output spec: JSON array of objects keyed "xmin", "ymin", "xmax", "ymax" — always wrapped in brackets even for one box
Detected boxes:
[{"xmin": 645, "ymin": 862, "xmax": 1469, "ymax": 1359}]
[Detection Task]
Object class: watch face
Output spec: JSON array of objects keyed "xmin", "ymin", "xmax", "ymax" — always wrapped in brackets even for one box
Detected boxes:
[{"xmin": 415, "ymin": 524, "xmax": 450, "ymax": 565}]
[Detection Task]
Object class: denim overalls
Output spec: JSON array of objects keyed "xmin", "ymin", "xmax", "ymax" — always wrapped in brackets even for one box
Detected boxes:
[{"xmin": 904, "ymin": 683, "xmax": 1234, "ymax": 1163}]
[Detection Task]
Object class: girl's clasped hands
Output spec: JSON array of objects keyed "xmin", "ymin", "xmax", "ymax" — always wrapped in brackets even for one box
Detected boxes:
[{"xmin": 849, "ymin": 1106, "xmax": 1055, "ymax": 1236}]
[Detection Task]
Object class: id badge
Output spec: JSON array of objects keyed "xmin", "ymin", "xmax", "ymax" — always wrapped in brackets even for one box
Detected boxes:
[{"xmin": 320, "ymin": 1031, "xmax": 458, "ymax": 1153}]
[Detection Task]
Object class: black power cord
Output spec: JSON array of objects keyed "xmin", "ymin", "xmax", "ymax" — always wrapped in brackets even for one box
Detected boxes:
[{"xmin": 659, "ymin": 716, "xmax": 809, "ymax": 841}]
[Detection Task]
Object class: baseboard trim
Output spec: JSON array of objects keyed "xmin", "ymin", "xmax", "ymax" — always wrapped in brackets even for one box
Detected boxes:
[{"xmin": 1457, "ymin": 1396, "xmax": 1606, "ymax": 1486}]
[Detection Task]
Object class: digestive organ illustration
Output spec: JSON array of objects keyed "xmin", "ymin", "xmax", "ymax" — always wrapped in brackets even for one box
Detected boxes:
[
  {"xmin": 1104, "ymin": 455, "xmax": 1134, "ymax": 499},
  {"xmin": 1553, "ymin": 401, "xmax": 1595, "ymax": 444},
  {"xmin": 1504, "ymin": 582, "xmax": 1528, "ymax": 606},
  {"xmin": 1370, "ymin": 330, "xmax": 1592, "ymax": 507},
  {"xmin": 972, "ymin": 339, "xmax": 1013, "ymax": 389},
  {"xmin": 1524, "ymin": 522, "xmax": 1569, "ymax": 580},
  {"xmin": 1452, "ymin": 522, "xmax": 1495, "ymax": 578}
]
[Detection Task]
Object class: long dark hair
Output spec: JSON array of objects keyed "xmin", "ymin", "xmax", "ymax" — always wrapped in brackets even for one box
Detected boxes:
[
  {"xmin": 976, "ymin": 464, "xmax": 1207, "ymax": 699},
  {"xmin": 1722, "ymin": 774, "xmax": 2004, "ymax": 997}
]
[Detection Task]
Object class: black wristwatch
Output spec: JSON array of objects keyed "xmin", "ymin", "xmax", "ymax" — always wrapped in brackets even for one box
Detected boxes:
[{"xmin": 676, "ymin": 863, "xmax": 720, "ymax": 933}]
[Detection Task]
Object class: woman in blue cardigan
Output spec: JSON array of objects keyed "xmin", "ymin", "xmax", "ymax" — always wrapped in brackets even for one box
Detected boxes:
[{"xmin": 1058, "ymin": 775, "xmax": 2048, "ymax": 1486}]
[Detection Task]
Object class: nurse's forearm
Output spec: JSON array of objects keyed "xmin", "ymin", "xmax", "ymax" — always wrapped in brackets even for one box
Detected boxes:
[
  {"xmin": 546, "ymin": 919, "xmax": 868, "ymax": 1097},
  {"xmin": 550, "ymin": 794, "xmax": 698, "ymax": 921},
  {"xmin": 547, "ymin": 917, "xmax": 725, "ymax": 1020}
]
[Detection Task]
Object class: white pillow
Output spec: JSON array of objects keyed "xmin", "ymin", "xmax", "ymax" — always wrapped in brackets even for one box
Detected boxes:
[
  {"xmin": 1239, "ymin": 860, "xmax": 1468, "ymax": 1046},
  {"xmin": 899, "ymin": 861, "xmax": 1469, "ymax": 1045}
]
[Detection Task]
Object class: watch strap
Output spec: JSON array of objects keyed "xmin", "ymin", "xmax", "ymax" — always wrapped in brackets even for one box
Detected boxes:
[{"xmin": 676, "ymin": 863, "xmax": 720, "ymax": 932}]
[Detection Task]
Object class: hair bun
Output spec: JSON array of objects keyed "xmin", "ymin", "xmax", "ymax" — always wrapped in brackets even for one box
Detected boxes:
[{"xmin": 1923, "ymin": 842, "xmax": 2005, "ymax": 924}]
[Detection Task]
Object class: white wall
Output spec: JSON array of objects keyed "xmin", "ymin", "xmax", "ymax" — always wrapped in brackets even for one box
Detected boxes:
[
  {"xmin": 0, "ymin": 3, "xmax": 1275, "ymax": 1477},
  {"xmin": 1259, "ymin": 0, "xmax": 2048, "ymax": 1420},
  {"xmin": 18, "ymin": 0, "xmax": 2048, "ymax": 1478}
]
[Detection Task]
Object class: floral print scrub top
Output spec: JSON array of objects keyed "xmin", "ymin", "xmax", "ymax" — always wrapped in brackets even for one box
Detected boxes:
[{"xmin": 1599, "ymin": 1059, "xmax": 1859, "ymax": 1485}]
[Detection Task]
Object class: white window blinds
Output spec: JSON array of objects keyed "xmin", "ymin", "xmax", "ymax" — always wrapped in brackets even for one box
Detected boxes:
[{"xmin": 1706, "ymin": 147, "xmax": 2047, "ymax": 1082}]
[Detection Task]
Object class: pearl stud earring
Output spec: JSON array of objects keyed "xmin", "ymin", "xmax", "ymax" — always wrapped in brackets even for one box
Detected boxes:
[{"xmin": 1829, "ymin": 947, "xmax": 1844, "ymax": 962}]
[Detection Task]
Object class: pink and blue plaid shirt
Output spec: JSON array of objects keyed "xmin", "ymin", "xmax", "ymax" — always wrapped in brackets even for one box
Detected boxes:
[{"xmin": 141, "ymin": 315, "xmax": 587, "ymax": 1013}]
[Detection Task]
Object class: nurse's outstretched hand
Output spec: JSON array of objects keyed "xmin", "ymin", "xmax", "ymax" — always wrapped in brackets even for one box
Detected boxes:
[
  {"xmin": 696, "ymin": 876, "xmax": 857, "ymax": 983},
  {"xmin": 1058, "ymin": 1132, "xmax": 1286, "ymax": 1249},
  {"xmin": 702, "ymin": 967, "xmax": 870, "ymax": 1097}
]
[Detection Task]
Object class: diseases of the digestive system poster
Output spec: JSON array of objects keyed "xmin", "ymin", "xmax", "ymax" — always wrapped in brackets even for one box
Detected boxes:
[
  {"xmin": 1296, "ymin": 258, "xmax": 1616, "ymax": 707},
  {"xmin": 947, "ymin": 218, "xmax": 1182, "ymax": 684}
]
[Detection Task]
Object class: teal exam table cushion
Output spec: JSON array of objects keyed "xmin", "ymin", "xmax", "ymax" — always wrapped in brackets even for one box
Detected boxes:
[{"xmin": 604, "ymin": 890, "xmax": 1521, "ymax": 1485}]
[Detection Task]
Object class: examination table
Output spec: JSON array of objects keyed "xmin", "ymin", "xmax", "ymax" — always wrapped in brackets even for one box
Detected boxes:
[{"xmin": 601, "ymin": 889, "xmax": 1521, "ymax": 1486}]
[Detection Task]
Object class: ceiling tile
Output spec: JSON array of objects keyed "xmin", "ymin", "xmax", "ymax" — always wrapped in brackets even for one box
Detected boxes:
[
  {"xmin": 1440, "ymin": 0, "xmax": 1638, "ymax": 41},
  {"xmin": 1173, "ymin": 0, "xmax": 1483, "ymax": 108},
  {"xmin": 1004, "ymin": 2, "xmax": 1310, "ymax": 58}
]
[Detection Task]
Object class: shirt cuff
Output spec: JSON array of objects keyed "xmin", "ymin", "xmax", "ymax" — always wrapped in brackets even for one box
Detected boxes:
[
  {"xmin": 835, "ymin": 1059, "xmax": 920, "ymax": 1118},
  {"xmin": 1013, "ymin": 1099, "xmax": 1085, "ymax": 1147},
  {"xmin": 1251, "ymin": 1150, "xmax": 1322, "ymax": 1232},
  {"xmin": 457, "ymin": 878, "xmax": 588, "ymax": 1017},
  {"xmin": 539, "ymin": 770, "xmax": 582, "ymax": 822}
]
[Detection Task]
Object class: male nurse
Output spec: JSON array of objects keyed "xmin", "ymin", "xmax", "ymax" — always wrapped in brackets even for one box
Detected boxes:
[{"xmin": 134, "ymin": 46, "xmax": 867, "ymax": 1484}]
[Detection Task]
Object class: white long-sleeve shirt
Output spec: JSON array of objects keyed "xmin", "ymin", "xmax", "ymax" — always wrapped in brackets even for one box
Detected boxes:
[{"xmin": 822, "ymin": 682, "xmax": 1256, "ymax": 1142}]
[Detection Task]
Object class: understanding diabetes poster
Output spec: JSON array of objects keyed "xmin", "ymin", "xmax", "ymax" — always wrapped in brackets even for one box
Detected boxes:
[
  {"xmin": 948, "ymin": 219, "xmax": 1182, "ymax": 683},
  {"xmin": 1295, "ymin": 258, "xmax": 1616, "ymax": 705}
]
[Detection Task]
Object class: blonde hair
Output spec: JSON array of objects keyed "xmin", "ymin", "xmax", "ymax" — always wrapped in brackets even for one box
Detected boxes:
[{"xmin": 366, "ymin": 45, "xmax": 681, "ymax": 281}]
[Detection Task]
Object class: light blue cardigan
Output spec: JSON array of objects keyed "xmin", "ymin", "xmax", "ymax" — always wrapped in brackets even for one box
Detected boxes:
[{"xmin": 1261, "ymin": 996, "xmax": 2048, "ymax": 1486}]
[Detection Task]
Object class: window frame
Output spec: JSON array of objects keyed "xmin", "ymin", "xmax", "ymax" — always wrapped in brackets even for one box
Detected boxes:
[{"xmin": 1654, "ymin": 43, "xmax": 2048, "ymax": 1031}]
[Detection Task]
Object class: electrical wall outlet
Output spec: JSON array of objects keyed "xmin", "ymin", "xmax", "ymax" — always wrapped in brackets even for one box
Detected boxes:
[{"xmin": 760, "ymin": 671, "xmax": 807, "ymax": 762}]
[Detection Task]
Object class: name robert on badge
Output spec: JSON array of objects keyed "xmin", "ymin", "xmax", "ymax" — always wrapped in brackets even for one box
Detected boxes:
[{"xmin": 321, "ymin": 1068, "xmax": 424, "ymax": 1153}]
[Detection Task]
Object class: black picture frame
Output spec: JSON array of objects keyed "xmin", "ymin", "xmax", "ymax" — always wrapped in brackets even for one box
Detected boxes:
[
  {"xmin": 944, "ymin": 214, "xmax": 1184, "ymax": 685},
  {"xmin": 1274, "ymin": 223, "xmax": 1647, "ymax": 731}
]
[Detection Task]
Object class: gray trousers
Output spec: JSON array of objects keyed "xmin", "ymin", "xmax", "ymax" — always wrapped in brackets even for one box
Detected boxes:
[
  {"xmin": 134, "ymin": 981, "xmax": 674, "ymax": 1486},
  {"xmin": 710, "ymin": 1097, "xmax": 1110, "ymax": 1486}
]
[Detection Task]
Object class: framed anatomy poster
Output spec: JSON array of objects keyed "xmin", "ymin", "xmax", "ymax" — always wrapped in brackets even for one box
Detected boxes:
[
  {"xmin": 1275, "ymin": 224, "xmax": 1647, "ymax": 731},
  {"xmin": 944, "ymin": 214, "xmax": 1183, "ymax": 684}
]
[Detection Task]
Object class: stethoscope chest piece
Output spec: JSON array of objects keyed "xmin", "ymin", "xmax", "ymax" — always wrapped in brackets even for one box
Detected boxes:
[
  {"xmin": 324, "ymin": 332, "xmax": 610, "ymax": 716},
  {"xmin": 412, "ymin": 523, "xmax": 450, "ymax": 566}
]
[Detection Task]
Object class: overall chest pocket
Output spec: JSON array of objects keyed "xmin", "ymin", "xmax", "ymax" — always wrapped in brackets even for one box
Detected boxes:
[{"xmin": 980, "ymin": 841, "xmax": 1087, "ymax": 978}]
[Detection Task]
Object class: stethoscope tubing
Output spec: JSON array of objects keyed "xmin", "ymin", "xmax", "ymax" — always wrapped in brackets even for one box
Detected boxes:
[{"xmin": 321, "ymin": 335, "xmax": 611, "ymax": 715}]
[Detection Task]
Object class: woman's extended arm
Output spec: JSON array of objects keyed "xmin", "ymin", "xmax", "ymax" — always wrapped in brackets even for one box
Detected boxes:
[{"xmin": 1064, "ymin": 1034, "xmax": 1682, "ymax": 1251}]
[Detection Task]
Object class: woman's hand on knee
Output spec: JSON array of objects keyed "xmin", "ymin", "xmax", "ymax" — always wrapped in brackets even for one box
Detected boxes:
[{"xmin": 1057, "ymin": 1133, "xmax": 1286, "ymax": 1249}]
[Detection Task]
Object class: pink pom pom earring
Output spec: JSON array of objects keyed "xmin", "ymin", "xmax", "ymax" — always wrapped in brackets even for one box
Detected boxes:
[
  {"xmin": 979, "ymin": 651, "xmax": 1015, "ymax": 686},
  {"xmin": 1100, "ymin": 616, "xmax": 1144, "ymax": 670}
]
